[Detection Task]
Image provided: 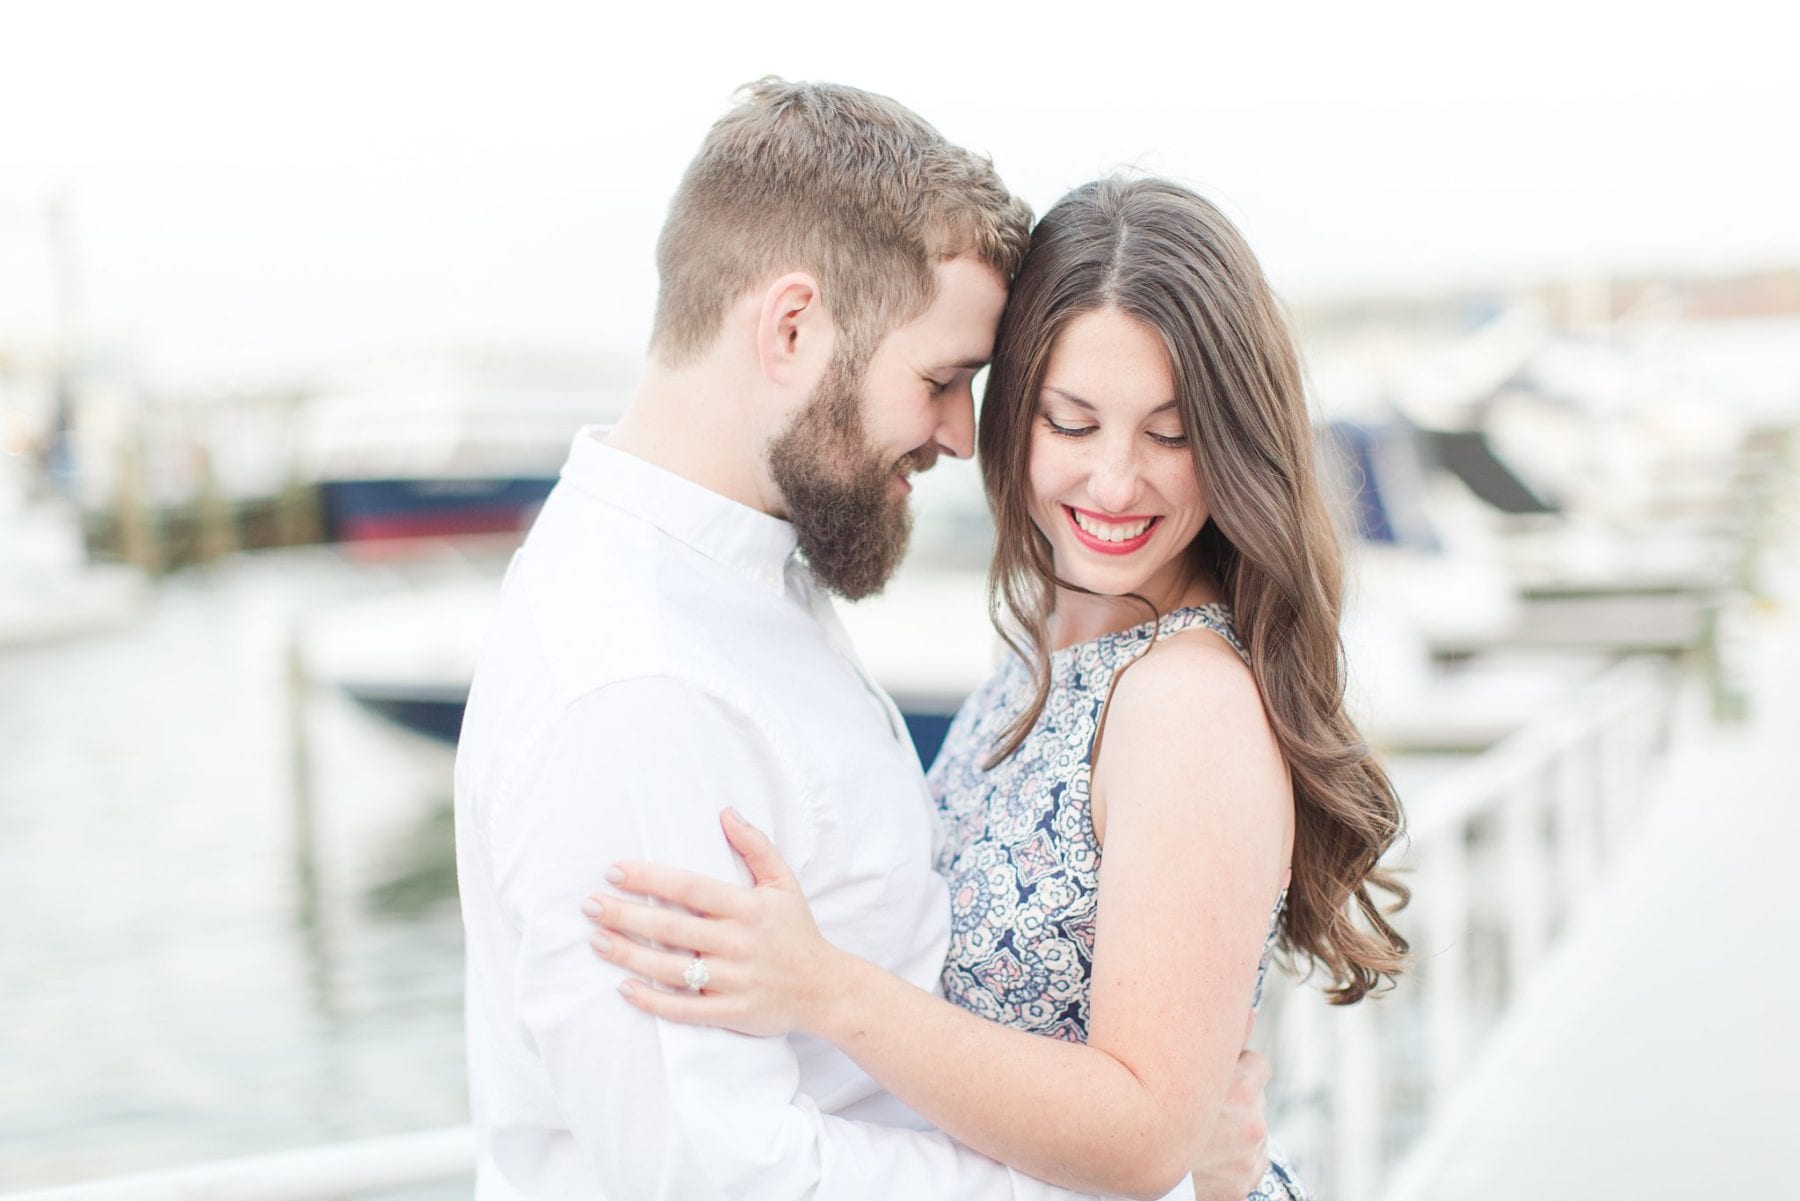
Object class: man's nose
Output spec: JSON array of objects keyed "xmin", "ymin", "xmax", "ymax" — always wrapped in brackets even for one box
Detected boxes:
[{"xmin": 935, "ymin": 382, "xmax": 977, "ymax": 460}]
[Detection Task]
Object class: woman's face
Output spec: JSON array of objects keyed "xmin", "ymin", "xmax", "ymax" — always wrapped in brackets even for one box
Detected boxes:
[{"xmin": 1027, "ymin": 306, "xmax": 1209, "ymax": 605}]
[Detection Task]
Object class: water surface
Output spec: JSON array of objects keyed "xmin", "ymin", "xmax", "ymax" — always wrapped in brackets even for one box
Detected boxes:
[{"xmin": 1, "ymin": 548, "xmax": 478, "ymax": 1191}]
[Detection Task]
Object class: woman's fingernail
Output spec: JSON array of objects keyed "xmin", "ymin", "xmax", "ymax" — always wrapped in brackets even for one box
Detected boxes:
[
  {"xmin": 603, "ymin": 866, "xmax": 625, "ymax": 885},
  {"xmin": 590, "ymin": 934, "xmax": 613, "ymax": 955},
  {"xmin": 617, "ymin": 978, "xmax": 636, "ymax": 997},
  {"xmin": 726, "ymin": 807, "xmax": 746, "ymax": 825},
  {"xmin": 580, "ymin": 897, "xmax": 603, "ymax": 920}
]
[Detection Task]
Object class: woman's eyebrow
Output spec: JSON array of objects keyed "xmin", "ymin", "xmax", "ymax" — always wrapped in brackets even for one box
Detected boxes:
[{"xmin": 1044, "ymin": 386, "xmax": 1178, "ymax": 414}]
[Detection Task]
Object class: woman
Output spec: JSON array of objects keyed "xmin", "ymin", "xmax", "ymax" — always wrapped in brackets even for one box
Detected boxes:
[{"xmin": 584, "ymin": 177, "xmax": 1408, "ymax": 1200}]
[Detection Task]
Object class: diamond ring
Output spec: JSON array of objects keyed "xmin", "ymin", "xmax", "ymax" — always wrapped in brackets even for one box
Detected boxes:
[{"xmin": 683, "ymin": 954, "xmax": 710, "ymax": 993}]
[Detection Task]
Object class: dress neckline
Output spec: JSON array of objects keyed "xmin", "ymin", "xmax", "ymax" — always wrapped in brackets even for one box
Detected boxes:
[{"xmin": 1047, "ymin": 601, "xmax": 1237, "ymax": 663}]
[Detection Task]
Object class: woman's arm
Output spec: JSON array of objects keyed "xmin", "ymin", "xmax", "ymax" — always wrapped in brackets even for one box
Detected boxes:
[{"xmin": 591, "ymin": 634, "xmax": 1290, "ymax": 1201}]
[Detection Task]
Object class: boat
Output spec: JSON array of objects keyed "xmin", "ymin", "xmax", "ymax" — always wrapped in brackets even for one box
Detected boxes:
[
  {"xmin": 298, "ymin": 348, "xmax": 631, "ymax": 546},
  {"xmin": 341, "ymin": 679, "xmax": 471, "ymax": 743},
  {"xmin": 300, "ymin": 576, "xmax": 497, "ymax": 745},
  {"xmin": 1316, "ymin": 313, "xmax": 1762, "ymax": 737},
  {"xmin": 317, "ymin": 476, "xmax": 560, "ymax": 543}
]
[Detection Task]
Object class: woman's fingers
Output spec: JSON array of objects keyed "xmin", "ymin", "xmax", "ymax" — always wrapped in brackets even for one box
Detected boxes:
[
  {"xmin": 721, "ymin": 807, "xmax": 796, "ymax": 888},
  {"xmin": 606, "ymin": 861, "xmax": 752, "ymax": 917},
  {"xmin": 591, "ymin": 929, "xmax": 730, "ymax": 993},
  {"xmin": 598, "ymin": 813, "xmax": 792, "ymax": 919},
  {"xmin": 617, "ymin": 978, "xmax": 732, "ymax": 1027},
  {"xmin": 585, "ymin": 825, "xmax": 825, "ymax": 1039},
  {"xmin": 583, "ymin": 894, "xmax": 733, "ymax": 956}
]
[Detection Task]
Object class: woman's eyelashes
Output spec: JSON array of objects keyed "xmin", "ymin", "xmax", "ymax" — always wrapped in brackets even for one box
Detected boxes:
[
  {"xmin": 1040, "ymin": 414, "xmax": 1188, "ymax": 447},
  {"xmin": 1043, "ymin": 416, "xmax": 1096, "ymax": 438}
]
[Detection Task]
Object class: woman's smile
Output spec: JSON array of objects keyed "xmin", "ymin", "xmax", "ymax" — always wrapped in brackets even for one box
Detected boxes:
[{"xmin": 1062, "ymin": 505, "xmax": 1161, "ymax": 554}]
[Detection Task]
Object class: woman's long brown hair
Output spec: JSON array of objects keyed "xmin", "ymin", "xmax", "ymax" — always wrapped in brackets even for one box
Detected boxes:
[{"xmin": 978, "ymin": 176, "xmax": 1408, "ymax": 1003}]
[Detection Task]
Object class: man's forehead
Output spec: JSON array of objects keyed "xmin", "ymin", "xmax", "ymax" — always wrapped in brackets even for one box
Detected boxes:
[{"xmin": 912, "ymin": 257, "xmax": 1007, "ymax": 359}]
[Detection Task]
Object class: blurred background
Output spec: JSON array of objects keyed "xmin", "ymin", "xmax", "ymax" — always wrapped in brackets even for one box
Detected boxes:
[{"xmin": 3, "ymin": 2, "xmax": 1796, "ymax": 1198}]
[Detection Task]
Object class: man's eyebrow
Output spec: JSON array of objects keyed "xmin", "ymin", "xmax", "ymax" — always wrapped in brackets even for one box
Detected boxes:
[
  {"xmin": 1044, "ymin": 386, "xmax": 1178, "ymax": 414},
  {"xmin": 937, "ymin": 357, "xmax": 990, "ymax": 371}
]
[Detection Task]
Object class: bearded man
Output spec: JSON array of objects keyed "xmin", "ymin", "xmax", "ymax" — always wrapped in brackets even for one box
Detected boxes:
[{"xmin": 453, "ymin": 79, "xmax": 1269, "ymax": 1199}]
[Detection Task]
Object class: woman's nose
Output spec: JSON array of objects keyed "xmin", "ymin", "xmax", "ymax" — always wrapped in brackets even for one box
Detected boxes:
[{"xmin": 1087, "ymin": 439, "xmax": 1143, "ymax": 512}]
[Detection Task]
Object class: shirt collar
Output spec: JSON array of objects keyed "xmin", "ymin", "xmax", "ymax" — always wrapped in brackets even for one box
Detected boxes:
[{"xmin": 559, "ymin": 425, "xmax": 799, "ymax": 595}]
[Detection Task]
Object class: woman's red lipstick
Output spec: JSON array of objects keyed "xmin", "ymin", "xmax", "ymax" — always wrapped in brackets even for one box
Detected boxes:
[{"xmin": 1063, "ymin": 505, "xmax": 1160, "ymax": 555}]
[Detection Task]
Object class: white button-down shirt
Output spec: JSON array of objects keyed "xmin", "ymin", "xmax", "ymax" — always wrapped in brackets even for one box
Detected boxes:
[{"xmin": 455, "ymin": 428, "xmax": 1109, "ymax": 1199}]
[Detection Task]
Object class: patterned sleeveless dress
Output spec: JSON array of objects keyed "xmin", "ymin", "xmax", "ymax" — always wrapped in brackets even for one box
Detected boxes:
[{"xmin": 926, "ymin": 604, "xmax": 1308, "ymax": 1201}]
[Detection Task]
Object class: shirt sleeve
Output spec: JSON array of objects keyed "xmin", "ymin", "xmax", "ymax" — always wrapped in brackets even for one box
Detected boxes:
[{"xmin": 486, "ymin": 674, "xmax": 1116, "ymax": 1200}]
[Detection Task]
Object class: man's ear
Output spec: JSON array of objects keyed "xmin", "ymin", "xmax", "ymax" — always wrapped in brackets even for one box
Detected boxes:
[{"xmin": 755, "ymin": 272, "xmax": 832, "ymax": 387}]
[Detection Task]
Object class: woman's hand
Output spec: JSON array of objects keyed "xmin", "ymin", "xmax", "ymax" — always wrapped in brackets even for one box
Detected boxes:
[
  {"xmin": 583, "ymin": 807, "xmax": 847, "ymax": 1037},
  {"xmin": 1189, "ymin": 1044, "xmax": 1271, "ymax": 1201}
]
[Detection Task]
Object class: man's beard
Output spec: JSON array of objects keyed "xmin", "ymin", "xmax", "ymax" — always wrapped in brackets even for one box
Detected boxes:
[{"xmin": 766, "ymin": 355, "xmax": 928, "ymax": 601}]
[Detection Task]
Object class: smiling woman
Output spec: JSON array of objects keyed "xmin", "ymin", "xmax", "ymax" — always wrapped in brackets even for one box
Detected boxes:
[
  {"xmin": 1029, "ymin": 309, "xmax": 1211, "ymax": 587},
  {"xmin": 975, "ymin": 176, "xmax": 1409, "ymax": 1003}
]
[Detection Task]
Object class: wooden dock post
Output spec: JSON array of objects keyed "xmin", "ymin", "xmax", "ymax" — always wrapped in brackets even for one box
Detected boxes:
[
  {"xmin": 114, "ymin": 436, "xmax": 165, "ymax": 574},
  {"xmin": 193, "ymin": 444, "xmax": 241, "ymax": 564},
  {"xmin": 286, "ymin": 622, "xmax": 321, "ymax": 935}
]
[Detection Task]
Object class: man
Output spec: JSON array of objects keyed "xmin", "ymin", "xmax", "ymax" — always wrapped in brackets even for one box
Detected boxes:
[{"xmin": 454, "ymin": 78, "xmax": 1271, "ymax": 1198}]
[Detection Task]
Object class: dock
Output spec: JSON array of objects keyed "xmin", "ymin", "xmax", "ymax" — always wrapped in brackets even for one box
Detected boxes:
[{"xmin": 1385, "ymin": 552, "xmax": 1800, "ymax": 1199}]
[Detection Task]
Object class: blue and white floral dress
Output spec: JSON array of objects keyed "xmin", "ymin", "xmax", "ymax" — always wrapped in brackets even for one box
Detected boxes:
[{"xmin": 926, "ymin": 603, "xmax": 1307, "ymax": 1201}]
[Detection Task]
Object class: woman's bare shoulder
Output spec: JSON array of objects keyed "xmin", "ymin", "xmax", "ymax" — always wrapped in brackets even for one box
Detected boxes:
[
  {"xmin": 1098, "ymin": 625, "xmax": 1290, "ymax": 828},
  {"xmin": 1111, "ymin": 626, "xmax": 1266, "ymax": 735}
]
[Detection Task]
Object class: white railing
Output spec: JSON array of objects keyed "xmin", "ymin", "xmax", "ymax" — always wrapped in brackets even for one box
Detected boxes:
[
  {"xmin": 0, "ymin": 1128, "xmax": 473, "ymax": 1201},
  {"xmin": 5, "ymin": 658, "xmax": 1676, "ymax": 1201},
  {"xmin": 1254, "ymin": 652, "xmax": 1676, "ymax": 1200}
]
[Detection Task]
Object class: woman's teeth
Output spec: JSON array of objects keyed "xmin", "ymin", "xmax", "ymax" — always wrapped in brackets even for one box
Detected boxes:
[{"xmin": 1072, "ymin": 510, "xmax": 1154, "ymax": 542}]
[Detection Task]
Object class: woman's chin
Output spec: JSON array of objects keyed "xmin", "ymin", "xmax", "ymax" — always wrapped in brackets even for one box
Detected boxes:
[{"xmin": 1055, "ymin": 562, "xmax": 1156, "ymax": 599}]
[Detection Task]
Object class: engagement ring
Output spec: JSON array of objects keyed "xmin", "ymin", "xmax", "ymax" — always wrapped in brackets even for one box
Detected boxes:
[{"xmin": 683, "ymin": 955, "xmax": 710, "ymax": 992}]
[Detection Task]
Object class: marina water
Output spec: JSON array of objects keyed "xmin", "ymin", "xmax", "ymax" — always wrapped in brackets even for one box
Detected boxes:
[{"xmin": 1, "ymin": 549, "xmax": 470, "ymax": 1192}]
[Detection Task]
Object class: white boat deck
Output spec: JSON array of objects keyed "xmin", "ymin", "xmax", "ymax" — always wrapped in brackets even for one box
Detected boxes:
[{"xmin": 1386, "ymin": 562, "xmax": 1800, "ymax": 1199}]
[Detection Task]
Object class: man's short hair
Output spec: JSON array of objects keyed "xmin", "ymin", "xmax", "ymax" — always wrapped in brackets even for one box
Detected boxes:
[{"xmin": 650, "ymin": 78, "xmax": 1033, "ymax": 368}]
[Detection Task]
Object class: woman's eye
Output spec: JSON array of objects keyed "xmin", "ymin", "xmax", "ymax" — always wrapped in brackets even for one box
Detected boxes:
[
  {"xmin": 1042, "ymin": 417, "xmax": 1095, "ymax": 438},
  {"xmin": 1149, "ymin": 431, "xmax": 1189, "ymax": 448}
]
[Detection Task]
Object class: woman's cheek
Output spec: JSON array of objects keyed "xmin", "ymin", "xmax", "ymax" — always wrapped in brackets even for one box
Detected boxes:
[{"xmin": 1028, "ymin": 432, "xmax": 1080, "ymax": 500}]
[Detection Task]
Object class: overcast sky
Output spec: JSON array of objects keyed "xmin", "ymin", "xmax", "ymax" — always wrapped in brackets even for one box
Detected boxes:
[{"xmin": 0, "ymin": 0, "xmax": 1792, "ymax": 389}]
